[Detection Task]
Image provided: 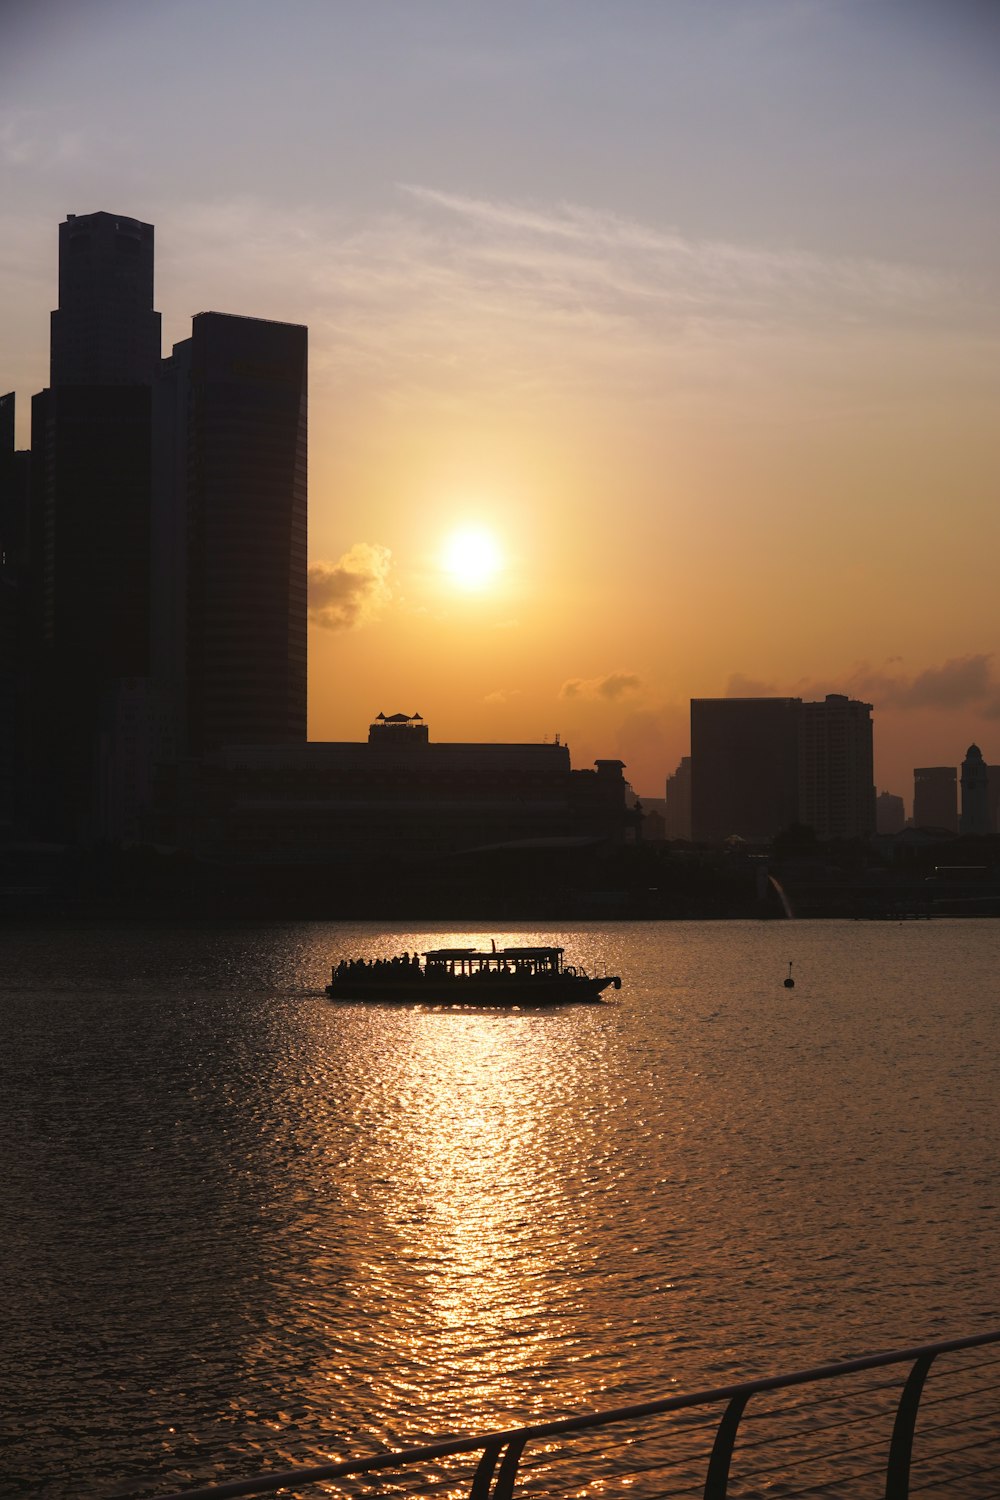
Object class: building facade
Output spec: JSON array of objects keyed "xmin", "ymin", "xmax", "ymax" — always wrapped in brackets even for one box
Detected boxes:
[
  {"xmin": 913, "ymin": 767, "xmax": 958, "ymax": 832},
  {"xmin": 157, "ymin": 312, "xmax": 308, "ymax": 756},
  {"xmin": 797, "ymin": 694, "xmax": 875, "ymax": 841},
  {"xmin": 690, "ymin": 698, "xmax": 800, "ymax": 843},
  {"xmin": 691, "ymin": 695, "xmax": 875, "ymax": 844},
  {"xmin": 960, "ymin": 744, "xmax": 991, "ymax": 836},
  {"xmin": 174, "ymin": 715, "xmax": 633, "ymax": 861}
]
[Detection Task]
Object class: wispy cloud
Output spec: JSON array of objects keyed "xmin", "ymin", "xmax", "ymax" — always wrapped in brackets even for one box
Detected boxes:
[
  {"xmin": 560, "ymin": 671, "xmax": 642, "ymax": 701},
  {"xmin": 727, "ymin": 655, "xmax": 1000, "ymax": 715},
  {"xmin": 308, "ymin": 543, "xmax": 392, "ymax": 631},
  {"xmin": 0, "ymin": 108, "xmax": 84, "ymax": 169}
]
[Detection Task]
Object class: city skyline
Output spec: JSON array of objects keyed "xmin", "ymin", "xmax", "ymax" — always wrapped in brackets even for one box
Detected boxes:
[{"xmin": 3, "ymin": 2, "xmax": 999, "ymax": 800}]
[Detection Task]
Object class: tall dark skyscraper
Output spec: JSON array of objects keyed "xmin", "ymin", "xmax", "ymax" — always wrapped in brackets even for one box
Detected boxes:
[
  {"xmin": 156, "ymin": 312, "xmax": 308, "ymax": 755},
  {"xmin": 29, "ymin": 213, "xmax": 161, "ymax": 837},
  {"xmin": 50, "ymin": 212, "xmax": 160, "ymax": 387}
]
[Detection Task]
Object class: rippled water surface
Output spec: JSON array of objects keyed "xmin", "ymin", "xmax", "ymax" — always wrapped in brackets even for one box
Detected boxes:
[{"xmin": 3, "ymin": 919, "xmax": 999, "ymax": 1497}]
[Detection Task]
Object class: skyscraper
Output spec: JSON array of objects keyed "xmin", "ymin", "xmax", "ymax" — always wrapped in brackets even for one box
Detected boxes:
[
  {"xmin": 156, "ymin": 312, "xmax": 308, "ymax": 755},
  {"xmin": 50, "ymin": 212, "xmax": 160, "ymax": 387},
  {"xmin": 29, "ymin": 213, "xmax": 161, "ymax": 837},
  {"xmin": 797, "ymin": 694, "xmax": 875, "ymax": 841}
]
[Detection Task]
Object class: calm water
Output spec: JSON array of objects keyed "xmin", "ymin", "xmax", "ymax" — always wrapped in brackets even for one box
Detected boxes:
[{"xmin": 3, "ymin": 919, "xmax": 999, "ymax": 1498}]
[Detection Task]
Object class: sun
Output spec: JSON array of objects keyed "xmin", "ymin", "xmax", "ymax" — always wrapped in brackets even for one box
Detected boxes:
[{"xmin": 442, "ymin": 526, "xmax": 502, "ymax": 590}]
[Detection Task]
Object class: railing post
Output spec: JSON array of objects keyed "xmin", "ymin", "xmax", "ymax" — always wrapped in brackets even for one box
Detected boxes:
[
  {"xmin": 703, "ymin": 1391, "xmax": 751, "ymax": 1500},
  {"xmin": 491, "ymin": 1434, "xmax": 528, "ymax": 1500},
  {"xmin": 885, "ymin": 1352, "xmax": 936, "ymax": 1500},
  {"xmin": 470, "ymin": 1440, "xmax": 505, "ymax": 1500}
]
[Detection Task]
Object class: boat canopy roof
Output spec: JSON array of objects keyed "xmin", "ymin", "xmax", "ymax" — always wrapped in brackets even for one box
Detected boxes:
[{"xmin": 423, "ymin": 945, "xmax": 564, "ymax": 959}]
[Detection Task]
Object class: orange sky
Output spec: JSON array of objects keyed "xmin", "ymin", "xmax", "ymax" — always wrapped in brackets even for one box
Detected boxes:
[{"xmin": 3, "ymin": 3, "xmax": 999, "ymax": 804}]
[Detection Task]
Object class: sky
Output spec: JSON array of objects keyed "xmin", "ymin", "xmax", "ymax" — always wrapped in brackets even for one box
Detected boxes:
[{"xmin": 2, "ymin": 1, "xmax": 999, "ymax": 803}]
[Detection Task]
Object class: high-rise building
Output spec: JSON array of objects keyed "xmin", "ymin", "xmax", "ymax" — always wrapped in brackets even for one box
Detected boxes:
[
  {"xmin": 664, "ymin": 755, "xmax": 692, "ymax": 839},
  {"xmin": 50, "ymin": 212, "xmax": 160, "ymax": 387},
  {"xmin": 912, "ymin": 767, "xmax": 957, "ymax": 832},
  {"xmin": 960, "ymin": 744, "xmax": 991, "ymax": 835},
  {"xmin": 691, "ymin": 698, "xmax": 800, "ymax": 843},
  {"xmin": 690, "ymin": 695, "xmax": 875, "ymax": 844},
  {"xmin": 798, "ymin": 694, "xmax": 875, "ymax": 841},
  {"xmin": 0, "ymin": 392, "xmax": 32, "ymax": 832},
  {"xmin": 156, "ymin": 312, "xmax": 307, "ymax": 754},
  {"xmin": 28, "ymin": 213, "xmax": 161, "ymax": 837},
  {"xmin": 875, "ymin": 790, "xmax": 906, "ymax": 835}
]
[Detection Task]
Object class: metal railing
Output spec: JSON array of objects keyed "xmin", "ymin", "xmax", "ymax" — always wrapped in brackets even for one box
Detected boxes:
[{"xmin": 148, "ymin": 1328, "xmax": 1000, "ymax": 1500}]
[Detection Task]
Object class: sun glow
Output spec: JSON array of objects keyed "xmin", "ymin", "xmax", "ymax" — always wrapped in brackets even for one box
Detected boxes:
[{"xmin": 442, "ymin": 526, "xmax": 502, "ymax": 590}]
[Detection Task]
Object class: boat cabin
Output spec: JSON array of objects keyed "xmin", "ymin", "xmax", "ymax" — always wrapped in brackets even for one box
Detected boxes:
[{"xmin": 422, "ymin": 945, "xmax": 566, "ymax": 978}]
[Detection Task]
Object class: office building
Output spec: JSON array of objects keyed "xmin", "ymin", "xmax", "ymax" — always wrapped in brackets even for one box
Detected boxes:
[
  {"xmin": 691, "ymin": 698, "xmax": 800, "ymax": 843},
  {"xmin": 691, "ymin": 695, "xmax": 875, "ymax": 844},
  {"xmin": 50, "ymin": 212, "xmax": 160, "ymax": 387},
  {"xmin": 798, "ymin": 694, "xmax": 875, "ymax": 841},
  {"xmin": 156, "ymin": 312, "xmax": 308, "ymax": 754},
  {"xmin": 875, "ymin": 791, "xmax": 906, "ymax": 836},
  {"xmin": 664, "ymin": 756, "xmax": 692, "ymax": 840},
  {"xmin": 912, "ymin": 767, "xmax": 958, "ymax": 832},
  {"xmin": 26, "ymin": 214, "xmax": 161, "ymax": 837}
]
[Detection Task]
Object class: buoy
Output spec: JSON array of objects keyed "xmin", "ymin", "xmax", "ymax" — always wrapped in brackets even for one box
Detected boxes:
[{"xmin": 784, "ymin": 961, "xmax": 795, "ymax": 989}]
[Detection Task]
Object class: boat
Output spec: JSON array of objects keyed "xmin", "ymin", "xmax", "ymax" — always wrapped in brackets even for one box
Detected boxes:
[{"xmin": 325, "ymin": 945, "xmax": 621, "ymax": 1005}]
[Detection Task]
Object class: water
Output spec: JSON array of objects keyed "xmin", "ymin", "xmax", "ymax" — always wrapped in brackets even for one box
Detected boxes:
[{"xmin": 2, "ymin": 919, "xmax": 999, "ymax": 1497}]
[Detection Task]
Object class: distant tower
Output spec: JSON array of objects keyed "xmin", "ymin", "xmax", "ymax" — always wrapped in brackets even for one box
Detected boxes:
[
  {"xmin": 960, "ymin": 744, "xmax": 991, "ymax": 835},
  {"xmin": 875, "ymin": 790, "xmax": 905, "ymax": 835},
  {"xmin": 797, "ymin": 694, "xmax": 875, "ymax": 840},
  {"xmin": 664, "ymin": 755, "xmax": 692, "ymax": 840},
  {"xmin": 913, "ymin": 767, "xmax": 958, "ymax": 831}
]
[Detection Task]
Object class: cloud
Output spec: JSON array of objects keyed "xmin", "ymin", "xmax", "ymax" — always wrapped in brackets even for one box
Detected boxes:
[
  {"xmin": 484, "ymin": 688, "xmax": 521, "ymax": 705},
  {"xmin": 726, "ymin": 673, "xmax": 780, "ymax": 698},
  {"xmin": 308, "ymin": 543, "xmax": 392, "ymax": 631},
  {"xmin": 560, "ymin": 671, "xmax": 642, "ymax": 701},
  {"xmin": 0, "ymin": 109, "xmax": 84, "ymax": 169},
  {"xmin": 727, "ymin": 654, "xmax": 1000, "ymax": 713}
]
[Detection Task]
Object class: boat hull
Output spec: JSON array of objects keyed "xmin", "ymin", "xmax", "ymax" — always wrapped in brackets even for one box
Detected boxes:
[{"xmin": 324, "ymin": 974, "xmax": 618, "ymax": 1005}]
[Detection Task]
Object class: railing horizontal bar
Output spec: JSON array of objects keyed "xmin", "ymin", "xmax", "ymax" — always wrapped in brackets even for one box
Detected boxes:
[{"xmin": 149, "ymin": 1329, "xmax": 1000, "ymax": 1500}]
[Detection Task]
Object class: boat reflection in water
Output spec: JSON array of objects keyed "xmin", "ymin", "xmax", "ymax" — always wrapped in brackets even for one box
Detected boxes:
[{"xmin": 326, "ymin": 944, "xmax": 622, "ymax": 1005}]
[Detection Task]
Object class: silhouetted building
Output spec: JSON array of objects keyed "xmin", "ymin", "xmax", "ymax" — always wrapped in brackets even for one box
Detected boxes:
[
  {"xmin": 664, "ymin": 756, "xmax": 692, "ymax": 840},
  {"xmin": 50, "ymin": 212, "xmax": 160, "ymax": 387},
  {"xmin": 0, "ymin": 392, "xmax": 32, "ymax": 832},
  {"xmin": 691, "ymin": 695, "xmax": 875, "ymax": 844},
  {"xmin": 174, "ymin": 715, "xmax": 632, "ymax": 861},
  {"xmin": 960, "ymin": 744, "xmax": 991, "ymax": 835},
  {"xmin": 913, "ymin": 767, "xmax": 958, "ymax": 832},
  {"xmin": 988, "ymin": 766, "xmax": 1000, "ymax": 837},
  {"xmin": 798, "ymin": 694, "xmax": 875, "ymax": 840},
  {"xmin": 876, "ymin": 790, "xmax": 906, "ymax": 836},
  {"xmin": 27, "ymin": 213, "xmax": 161, "ymax": 838},
  {"xmin": 691, "ymin": 698, "xmax": 800, "ymax": 843},
  {"xmin": 155, "ymin": 312, "xmax": 307, "ymax": 757}
]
